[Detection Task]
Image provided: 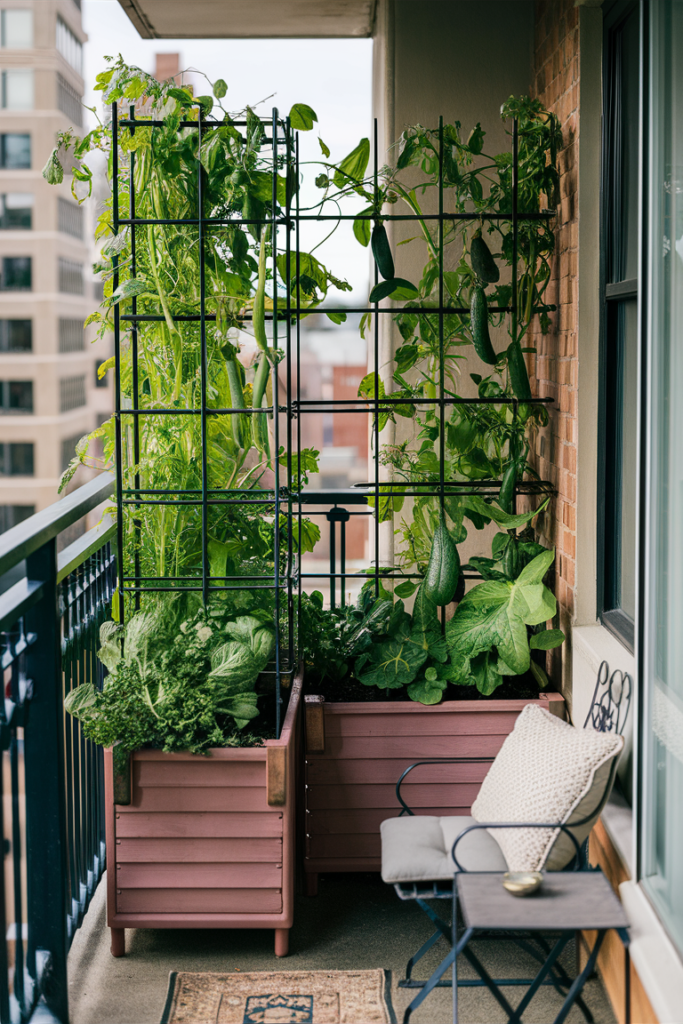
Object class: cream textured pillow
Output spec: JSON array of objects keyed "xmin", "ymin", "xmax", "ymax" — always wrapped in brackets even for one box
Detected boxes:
[{"xmin": 471, "ymin": 704, "xmax": 624, "ymax": 871}]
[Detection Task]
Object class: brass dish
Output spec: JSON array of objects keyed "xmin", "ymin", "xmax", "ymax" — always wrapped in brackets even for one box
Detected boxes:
[{"xmin": 502, "ymin": 871, "xmax": 543, "ymax": 897}]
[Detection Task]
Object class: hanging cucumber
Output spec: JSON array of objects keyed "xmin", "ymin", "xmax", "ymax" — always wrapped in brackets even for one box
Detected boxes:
[
  {"xmin": 424, "ymin": 512, "xmax": 461, "ymax": 606},
  {"xmin": 251, "ymin": 227, "xmax": 271, "ymax": 456},
  {"xmin": 470, "ymin": 286, "xmax": 498, "ymax": 365},
  {"xmin": 470, "ymin": 229, "xmax": 500, "ymax": 283},
  {"xmin": 371, "ymin": 223, "xmax": 395, "ymax": 280},
  {"xmin": 506, "ymin": 339, "xmax": 532, "ymax": 400},
  {"xmin": 498, "ymin": 461, "xmax": 517, "ymax": 514},
  {"xmin": 225, "ymin": 357, "xmax": 247, "ymax": 449}
]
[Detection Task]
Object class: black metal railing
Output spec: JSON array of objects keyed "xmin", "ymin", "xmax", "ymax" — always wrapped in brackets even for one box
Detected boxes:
[{"xmin": 0, "ymin": 474, "xmax": 114, "ymax": 1024}]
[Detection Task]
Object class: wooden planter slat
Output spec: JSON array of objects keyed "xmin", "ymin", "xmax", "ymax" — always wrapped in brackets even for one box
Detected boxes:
[
  {"xmin": 115, "ymin": 838, "xmax": 283, "ymax": 863},
  {"xmin": 303, "ymin": 691, "xmax": 564, "ymax": 888},
  {"xmin": 116, "ymin": 888, "xmax": 282, "ymax": 914},
  {"xmin": 105, "ymin": 673, "xmax": 301, "ymax": 958}
]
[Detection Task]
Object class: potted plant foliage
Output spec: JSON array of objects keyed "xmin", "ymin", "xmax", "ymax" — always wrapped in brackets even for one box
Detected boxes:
[
  {"xmin": 298, "ymin": 99, "xmax": 567, "ymax": 891},
  {"xmin": 45, "ymin": 57, "xmax": 363, "ymax": 956}
]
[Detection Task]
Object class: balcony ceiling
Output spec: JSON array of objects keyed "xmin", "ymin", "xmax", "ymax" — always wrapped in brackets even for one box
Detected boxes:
[{"xmin": 116, "ymin": 0, "xmax": 377, "ymax": 39}]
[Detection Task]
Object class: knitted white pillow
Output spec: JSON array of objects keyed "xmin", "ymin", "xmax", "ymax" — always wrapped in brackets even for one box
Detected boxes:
[{"xmin": 471, "ymin": 704, "xmax": 624, "ymax": 872}]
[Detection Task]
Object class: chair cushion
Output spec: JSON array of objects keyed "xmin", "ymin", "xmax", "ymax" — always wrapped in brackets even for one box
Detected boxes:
[
  {"xmin": 380, "ymin": 815, "xmax": 507, "ymax": 883},
  {"xmin": 471, "ymin": 704, "xmax": 624, "ymax": 872}
]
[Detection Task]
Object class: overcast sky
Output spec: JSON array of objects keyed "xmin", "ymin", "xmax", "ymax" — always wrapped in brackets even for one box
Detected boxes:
[{"xmin": 81, "ymin": 0, "xmax": 373, "ymax": 300}]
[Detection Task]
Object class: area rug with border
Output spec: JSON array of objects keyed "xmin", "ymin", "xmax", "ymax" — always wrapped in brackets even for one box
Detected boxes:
[{"xmin": 160, "ymin": 968, "xmax": 396, "ymax": 1024}]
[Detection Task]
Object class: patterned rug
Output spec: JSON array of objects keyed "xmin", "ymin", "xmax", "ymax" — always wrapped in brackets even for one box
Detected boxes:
[{"xmin": 160, "ymin": 969, "xmax": 396, "ymax": 1024}]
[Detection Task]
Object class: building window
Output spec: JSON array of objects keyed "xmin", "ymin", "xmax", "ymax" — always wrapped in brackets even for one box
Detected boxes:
[
  {"xmin": 1, "ymin": 10, "xmax": 33, "ymax": 49},
  {"xmin": 58, "ymin": 258, "xmax": 83, "ymax": 295},
  {"xmin": 642, "ymin": 0, "xmax": 683, "ymax": 958},
  {"xmin": 0, "ymin": 193, "xmax": 32, "ymax": 230},
  {"xmin": 58, "ymin": 318, "xmax": 83, "ymax": 353},
  {"xmin": 0, "ymin": 380, "xmax": 32, "ymax": 413},
  {"xmin": 1, "ymin": 70, "xmax": 33, "ymax": 110},
  {"xmin": 59, "ymin": 375, "xmax": 86, "ymax": 413},
  {"xmin": 61, "ymin": 433, "xmax": 82, "ymax": 471},
  {"xmin": 56, "ymin": 17, "xmax": 82, "ymax": 74},
  {"xmin": 0, "ymin": 257, "xmax": 30, "ymax": 290},
  {"xmin": 0, "ymin": 320, "xmax": 31, "ymax": 352},
  {"xmin": 57, "ymin": 73, "xmax": 82, "ymax": 127},
  {"xmin": 57, "ymin": 197, "xmax": 83, "ymax": 239},
  {"xmin": 0, "ymin": 505, "xmax": 34, "ymax": 532},
  {"xmin": 599, "ymin": 0, "xmax": 641, "ymax": 650},
  {"xmin": 0, "ymin": 133, "xmax": 30, "ymax": 168},
  {"xmin": 0, "ymin": 442, "xmax": 33, "ymax": 475}
]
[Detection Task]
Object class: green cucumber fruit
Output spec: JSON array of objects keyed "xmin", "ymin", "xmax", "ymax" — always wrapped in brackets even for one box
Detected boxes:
[
  {"xmin": 371, "ymin": 224, "xmax": 395, "ymax": 280},
  {"xmin": 471, "ymin": 229, "xmax": 500, "ymax": 283},
  {"xmin": 498, "ymin": 460, "xmax": 517, "ymax": 514},
  {"xmin": 507, "ymin": 339, "xmax": 532, "ymax": 400},
  {"xmin": 470, "ymin": 286, "xmax": 498, "ymax": 365},
  {"xmin": 424, "ymin": 513, "xmax": 461, "ymax": 606}
]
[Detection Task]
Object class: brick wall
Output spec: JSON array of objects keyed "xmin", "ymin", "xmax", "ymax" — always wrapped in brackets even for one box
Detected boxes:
[{"xmin": 529, "ymin": 0, "xmax": 580, "ymax": 684}]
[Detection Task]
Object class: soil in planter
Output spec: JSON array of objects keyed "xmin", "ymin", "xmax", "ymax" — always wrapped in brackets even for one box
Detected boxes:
[{"xmin": 304, "ymin": 670, "xmax": 542, "ymax": 704}]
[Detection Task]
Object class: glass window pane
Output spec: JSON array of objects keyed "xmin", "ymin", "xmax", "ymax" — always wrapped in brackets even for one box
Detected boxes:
[
  {"xmin": 3, "ymin": 70, "xmax": 33, "ymax": 110},
  {"xmin": 605, "ymin": 298, "xmax": 638, "ymax": 619},
  {"xmin": 2, "ymin": 10, "xmax": 33, "ymax": 48},
  {"xmin": 0, "ymin": 193, "xmax": 32, "ymax": 230},
  {"xmin": 643, "ymin": 0, "xmax": 683, "ymax": 956},
  {"xmin": 1, "ymin": 134, "xmax": 30, "ymax": 169},
  {"xmin": 1, "ymin": 257, "xmax": 31, "ymax": 290}
]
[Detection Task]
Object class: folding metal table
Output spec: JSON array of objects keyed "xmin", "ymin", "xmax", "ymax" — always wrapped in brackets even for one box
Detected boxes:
[{"xmin": 403, "ymin": 870, "xmax": 630, "ymax": 1024}]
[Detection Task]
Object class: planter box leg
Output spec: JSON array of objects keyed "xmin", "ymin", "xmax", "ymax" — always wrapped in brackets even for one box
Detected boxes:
[
  {"xmin": 110, "ymin": 928, "xmax": 125, "ymax": 958},
  {"xmin": 304, "ymin": 871, "xmax": 319, "ymax": 897},
  {"xmin": 274, "ymin": 929, "xmax": 289, "ymax": 957}
]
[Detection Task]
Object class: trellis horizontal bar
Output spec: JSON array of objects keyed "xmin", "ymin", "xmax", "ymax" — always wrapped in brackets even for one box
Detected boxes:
[
  {"xmin": 120, "ymin": 498, "xmax": 280, "ymax": 506},
  {"xmin": 120, "ymin": 306, "xmax": 524, "ymax": 319},
  {"xmin": 114, "ymin": 212, "xmax": 554, "ymax": 224},
  {"xmin": 295, "ymin": 396, "xmax": 554, "ymax": 406},
  {"xmin": 115, "ymin": 407, "xmax": 275, "ymax": 415},
  {"xmin": 120, "ymin": 584, "xmax": 287, "ymax": 592}
]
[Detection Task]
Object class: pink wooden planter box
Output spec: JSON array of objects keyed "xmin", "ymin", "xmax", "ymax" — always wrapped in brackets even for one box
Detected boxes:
[
  {"xmin": 104, "ymin": 673, "xmax": 301, "ymax": 958},
  {"xmin": 302, "ymin": 691, "xmax": 564, "ymax": 892}
]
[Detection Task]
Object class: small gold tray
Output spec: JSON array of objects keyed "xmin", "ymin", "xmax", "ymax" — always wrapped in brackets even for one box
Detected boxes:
[{"xmin": 502, "ymin": 871, "xmax": 543, "ymax": 897}]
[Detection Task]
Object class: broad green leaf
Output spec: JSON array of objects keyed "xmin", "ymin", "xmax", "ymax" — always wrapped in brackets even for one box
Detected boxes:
[
  {"xmin": 409, "ymin": 586, "xmax": 448, "ymax": 663},
  {"xmin": 464, "ymin": 495, "xmax": 550, "ymax": 528},
  {"xmin": 109, "ymin": 278, "xmax": 150, "ymax": 305},
  {"xmin": 407, "ymin": 674, "xmax": 448, "ymax": 704},
  {"xmin": 515, "ymin": 547, "xmax": 555, "ymax": 586},
  {"xmin": 467, "ymin": 123, "xmax": 485, "ymax": 155},
  {"xmin": 394, "ymin": 580, "xmax": 417, "ymax": 599},
  {"xmin": 289, "ymin": 103, "xmax": 318, "ymax": 131},
  {"xmin": 530, "ymin": 628, "xmax": 565, "ymax": 650},
  {"xmin": 334, "ymin": 137, "xmax": 370, "ymax": 186},
  {"xmin": 208, "ymin": 539, "xmax": 229, "ymax": 579},
  {"xmin": 209, "ymin": 640, "xmax": 259, "ymax": 686},
  {"xmin": 213, "ymin": 78, "xmax": 228, "ymax": 99},
  {"xmin": 42, "ymin": 148, "xmax": 63, "ymax": 184},
  {"xmin": 357, "ymin": 637, "xmax": 427, "ymax": 690},
  {"xmin": 512, "ymin": 582, "xmax": 556, "ymax": 625},
  {"xmin": 353, "ymin": 206, "xmax": 373, "ymax": 247},
  {"xmin": 369, "ymin": 278, "xmax": 417, "ymax": 303},
  {"xmin": 530, "ymin": 661, "xmax": 550, "ymax": 688},
  {"xmin": 318, "ymin": 137, "xmax": 330, "ymax": 158},
  {"xmin": 495, "ymin": 611, "xmax": 530, "ymax": 674},
  {"xmin": 64, "ymin": 683, "xmax": 99, "ymax": 722},
  {"xmin": 469, "ymin": 651, "xmax": 503, "ymax": 695}
]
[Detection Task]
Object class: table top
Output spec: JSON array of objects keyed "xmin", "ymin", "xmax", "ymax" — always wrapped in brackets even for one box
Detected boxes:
[{"xmin": 457, "ymin": 871, "xmax": 629, "ymax": 932}]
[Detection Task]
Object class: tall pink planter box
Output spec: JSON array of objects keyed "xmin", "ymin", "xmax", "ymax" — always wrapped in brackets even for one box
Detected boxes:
[
  {"xmin": 104, "ymin": 674, "xmax": 301, "ymax": 958},
  {"xmin": 302, "ymin": 691, "xmax": 564, "ymax": 893}
]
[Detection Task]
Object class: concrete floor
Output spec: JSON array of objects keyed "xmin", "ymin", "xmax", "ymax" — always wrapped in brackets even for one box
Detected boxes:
[{"xmin": 68, "ymin": 872, "xmax": 617, "ymax": 1024}]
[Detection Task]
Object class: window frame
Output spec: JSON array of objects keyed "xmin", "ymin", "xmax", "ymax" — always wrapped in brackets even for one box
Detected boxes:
[{"xmin": 597, "ymin": 0, "xmax": 646, "ymax": 653}]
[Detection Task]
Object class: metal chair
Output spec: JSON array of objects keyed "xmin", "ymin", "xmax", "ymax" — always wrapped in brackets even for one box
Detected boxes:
[{"xmin": 385, "ymin": 661, "xmax": 632, "ymax": 1023}]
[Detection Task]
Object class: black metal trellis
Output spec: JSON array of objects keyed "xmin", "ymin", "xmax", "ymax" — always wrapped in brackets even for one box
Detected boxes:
[{"xmin": 111, "ymin": 103, "xmax": 555, "ymax": 733}]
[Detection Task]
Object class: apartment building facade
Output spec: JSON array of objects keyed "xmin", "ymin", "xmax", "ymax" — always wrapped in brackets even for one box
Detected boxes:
[{"xmin": 0, "ymin": 0, "xmax": 109, "ymax": 534}]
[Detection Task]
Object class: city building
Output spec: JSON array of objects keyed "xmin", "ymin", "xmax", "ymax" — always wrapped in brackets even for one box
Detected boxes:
[{"xmin": 0, "ymin": 0, "xmax": 109, "ymax": 536}]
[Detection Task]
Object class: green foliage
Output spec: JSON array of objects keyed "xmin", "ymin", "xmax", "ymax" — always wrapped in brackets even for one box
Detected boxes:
[
  {"xmin": 64, "ymin": 599, "xmax": 277, "ymax": 753},
  {"xmin": 445, "ymin": 540, "xmax": 565, "ymax": 695}
]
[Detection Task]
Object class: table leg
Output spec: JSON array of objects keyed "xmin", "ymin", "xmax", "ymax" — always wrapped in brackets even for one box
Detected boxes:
[
  {"xmin": 403, "ymin": 930, "xmax": 473, "ymax": 1024},
  {"xmin": 553, "ymin": 930, "xmax": 606, "ymax": 1024},
  {"xmin": 507, "ymin": 932, "xmax": 574, "ymax": 1024}
]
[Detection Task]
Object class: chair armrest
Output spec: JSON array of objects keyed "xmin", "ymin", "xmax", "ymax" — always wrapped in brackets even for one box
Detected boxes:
[
  {"xmin": 451, "ymin": 821, "xmax": 583, "ymax": 873},
  {"xmin": 395, "ymin": 757, "xmax": 494, "ymax": 816}
]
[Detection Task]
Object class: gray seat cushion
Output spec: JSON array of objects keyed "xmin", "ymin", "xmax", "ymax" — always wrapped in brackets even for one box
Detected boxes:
[{"xmin": 380, "ymin": 815, "xmax": 508, "ymax": 883}]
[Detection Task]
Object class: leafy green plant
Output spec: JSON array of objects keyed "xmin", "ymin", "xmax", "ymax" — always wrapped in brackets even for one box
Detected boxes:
[
  {"xmin": 341, "ymin": 96, "xmax": 561, "ymax": 580},
  {"xmin": 43, "ymin": 56, "xmax": 366, "ymax": 604},
  {"xmin": 65, "ymin": 599, "xmax": 276, "ymax": 754}
]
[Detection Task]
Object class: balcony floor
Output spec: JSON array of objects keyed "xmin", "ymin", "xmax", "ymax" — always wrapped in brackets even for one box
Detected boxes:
[{"xmin": 68, "ymin": 872, "xmax": 616, "ymax": 1024}]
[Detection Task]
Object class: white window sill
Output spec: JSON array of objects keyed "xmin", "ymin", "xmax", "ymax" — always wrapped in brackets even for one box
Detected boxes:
[{"xmin": 620, "ymin": 880, "xmax": 683, "ymax": 1024}]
